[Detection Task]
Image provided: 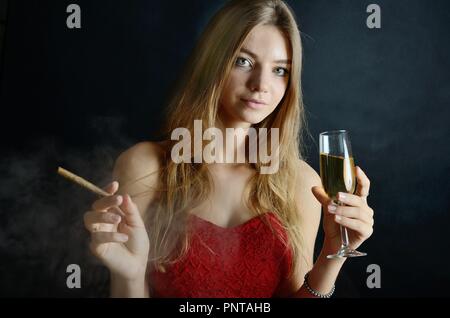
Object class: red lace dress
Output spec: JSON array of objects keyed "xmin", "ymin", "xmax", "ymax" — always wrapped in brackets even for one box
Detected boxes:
[{"xmin": 148, "ymin": 212, "xmax": 293, "ymax": 298}]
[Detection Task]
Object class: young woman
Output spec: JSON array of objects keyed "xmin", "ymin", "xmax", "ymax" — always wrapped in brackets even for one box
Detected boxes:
[{"xmin": 83, "ymin": 0, "xmax": 374, "ymax": 298}]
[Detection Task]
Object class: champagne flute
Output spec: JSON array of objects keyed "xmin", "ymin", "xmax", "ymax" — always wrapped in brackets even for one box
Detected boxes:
[{"xmin": 319, "ymin": 130, "xmax": 367, "ymax": 259}]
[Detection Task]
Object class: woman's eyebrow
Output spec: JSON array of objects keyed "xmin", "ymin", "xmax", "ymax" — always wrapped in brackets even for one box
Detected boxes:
[{"xmin": 240, "ymin": 48, "xmax": 292, "ymax": 64}]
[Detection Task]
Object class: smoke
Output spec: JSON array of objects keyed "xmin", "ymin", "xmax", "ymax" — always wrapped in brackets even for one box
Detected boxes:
[{"xmin": 0, "ymin": 115, "xmax": 137, "ymax": 297}]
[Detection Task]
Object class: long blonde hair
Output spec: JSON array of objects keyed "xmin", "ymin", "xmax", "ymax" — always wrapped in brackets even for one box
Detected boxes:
[{"xmin": 146, "ymin": 0, "xmax": 309, "ymax": 278}]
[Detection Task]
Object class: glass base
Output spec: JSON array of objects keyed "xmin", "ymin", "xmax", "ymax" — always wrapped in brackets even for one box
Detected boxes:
[{"xmin": 327, "ymin": 245, "xmax": 367, "ymax": 259}]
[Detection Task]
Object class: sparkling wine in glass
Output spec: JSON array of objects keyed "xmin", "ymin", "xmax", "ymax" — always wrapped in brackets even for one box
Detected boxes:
[{"xmin": 319, "ymin": 130, "xmax": 367, "ymax": 259}]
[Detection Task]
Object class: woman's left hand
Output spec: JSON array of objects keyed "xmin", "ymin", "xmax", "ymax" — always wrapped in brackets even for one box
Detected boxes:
[{"xmin": 312, "ymin": 166, "xmax": 374, "ymax": 252}]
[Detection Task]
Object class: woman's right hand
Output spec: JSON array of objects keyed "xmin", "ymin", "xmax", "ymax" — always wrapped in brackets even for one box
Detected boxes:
[{"xmin": 83, "ymin": 181, "xmax": 150, "ymax": 281}]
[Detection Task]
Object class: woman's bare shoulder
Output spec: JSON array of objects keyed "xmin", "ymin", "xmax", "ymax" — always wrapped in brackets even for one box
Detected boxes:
[
  {"xmin": 295, "ymin": 158, "xmax": 321, "ymax": 187},
  {"xmin": 114, "ymin": 141, "xmax": 167, "ymax": 174},
  {"xmin": 119, "ymin": 140, "xmax": 167, "ymax": 159},
  {"xmin": 112, "ymin": 141, "xmax": 170, "ymax": 215},
  {"xmin": 113, "ymin": 141, "xmax": 168, "ymax": 194}
]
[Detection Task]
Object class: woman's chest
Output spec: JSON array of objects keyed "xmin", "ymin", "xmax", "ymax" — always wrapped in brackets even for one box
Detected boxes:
[{"xmin": 189, "ymin": 165, "xmax": 257, "ymax": 228}]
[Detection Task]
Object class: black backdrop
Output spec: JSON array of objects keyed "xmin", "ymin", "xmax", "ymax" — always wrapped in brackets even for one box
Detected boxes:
[{"xmin": 0, "ymin": 0, "xmax": 449, "ymax": 297}]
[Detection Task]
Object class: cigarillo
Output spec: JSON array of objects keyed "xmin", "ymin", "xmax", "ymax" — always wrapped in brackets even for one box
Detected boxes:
[
  {"xmin": 57, "ymin": 167, "xmax": 111, "ymax": 197},
  {"xmin": 58, "ymin": 166, "xmax": 126, "ymax": 219}
]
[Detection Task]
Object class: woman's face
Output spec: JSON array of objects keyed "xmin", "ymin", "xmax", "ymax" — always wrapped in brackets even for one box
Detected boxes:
[{"xmin": 219, "ymin": 24, "xmax": 292, "ymax": 127}]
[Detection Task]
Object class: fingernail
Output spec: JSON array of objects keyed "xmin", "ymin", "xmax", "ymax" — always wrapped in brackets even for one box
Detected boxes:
[
  {"xmin": 328, "ymin": 205, "xmax": 337, "ymax": 213},
  {"xmin": 116, "ymin": 195, "xmax": 122, "ymax": 203},
  {"xmin": 338, "ymin": 192, "xmax": 346, "ymax": 201},
  {"xmin": 112, "ymin": 215, "xmax": 121, "ymax": 222},
  {"xmin": 335, "ymin": 215, "xmax": 342, "ymax": 221},
  {"xmin": 118, "ymin": 233, "xmax": 128, "ymax": 241}
]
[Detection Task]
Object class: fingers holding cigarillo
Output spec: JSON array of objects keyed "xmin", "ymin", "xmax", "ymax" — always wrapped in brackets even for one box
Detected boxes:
[
  {"xmin": 85, "ymin": 182, "xmax": 125, "ymax": 232},
  {"xmin": 91, "ymin": 232, "xmax": 129, "ymax": 244},
  {"xmin": 104, "ymin": 181, "xmax": 119, "ymax": 195},
  {"xmin": 57, "ymin": 167, "xmax": 126, "ymax": 217},
  {"xmin": 83, "ymin": 211, "xmax": 122, "ymax": 233},
  {"xmin": 91, "ymin": 194, "xmax": 123, "ymax": 212},
  {"xmin": 60, "ymin": 166, "xmax": 150, "ymax": 278}
]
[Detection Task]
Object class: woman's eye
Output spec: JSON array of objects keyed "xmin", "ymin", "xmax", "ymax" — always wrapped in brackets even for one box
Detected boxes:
[
  {"xmin": 275, "ymin": 67, "xmax": 289, "ymax": 77},
  {"xmin": 236, "ymin": 57, "xmax": 251, "ymax": 67}
]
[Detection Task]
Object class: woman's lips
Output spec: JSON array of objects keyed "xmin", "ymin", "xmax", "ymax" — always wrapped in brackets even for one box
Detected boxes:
[{"xmin": 241, "ymin": 98, "xmax": 267, "ymax": 109}]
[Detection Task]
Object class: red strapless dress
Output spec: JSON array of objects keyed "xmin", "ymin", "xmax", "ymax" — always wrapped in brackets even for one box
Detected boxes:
[{"xmin": 148, "ymin": 212, "xmax": 293, "ymax": 298}]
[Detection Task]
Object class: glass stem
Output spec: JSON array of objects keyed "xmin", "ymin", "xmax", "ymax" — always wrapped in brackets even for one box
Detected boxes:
[
  {"xmin": 340, "ymin": 225, "xmax": 349, "ymax": 248},
  {"xmin": 336, "ymin": 199, "xmax": 349, "ymax": 248}
]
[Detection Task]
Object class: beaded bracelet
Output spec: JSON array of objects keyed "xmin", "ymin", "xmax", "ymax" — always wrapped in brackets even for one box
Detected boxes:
[{"xmin": 303, "ymin": 272, "xmax": 335, "ymax": 298}]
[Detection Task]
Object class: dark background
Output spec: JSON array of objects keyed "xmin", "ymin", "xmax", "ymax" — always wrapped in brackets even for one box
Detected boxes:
[{"xmin": 0, "ymin": 0, "xmax": 449, "ymax": 297}]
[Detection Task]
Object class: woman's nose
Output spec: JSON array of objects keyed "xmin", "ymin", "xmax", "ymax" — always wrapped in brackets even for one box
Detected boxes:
[{"xmin": 248, "ymin": 68, "xmax": 269, "ymax": 93}]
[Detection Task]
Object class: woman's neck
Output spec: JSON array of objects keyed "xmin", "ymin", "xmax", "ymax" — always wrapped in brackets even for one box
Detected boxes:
[{"xmin": 214, "ymin": 116, "xmax": 253, "ymax": 165}]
